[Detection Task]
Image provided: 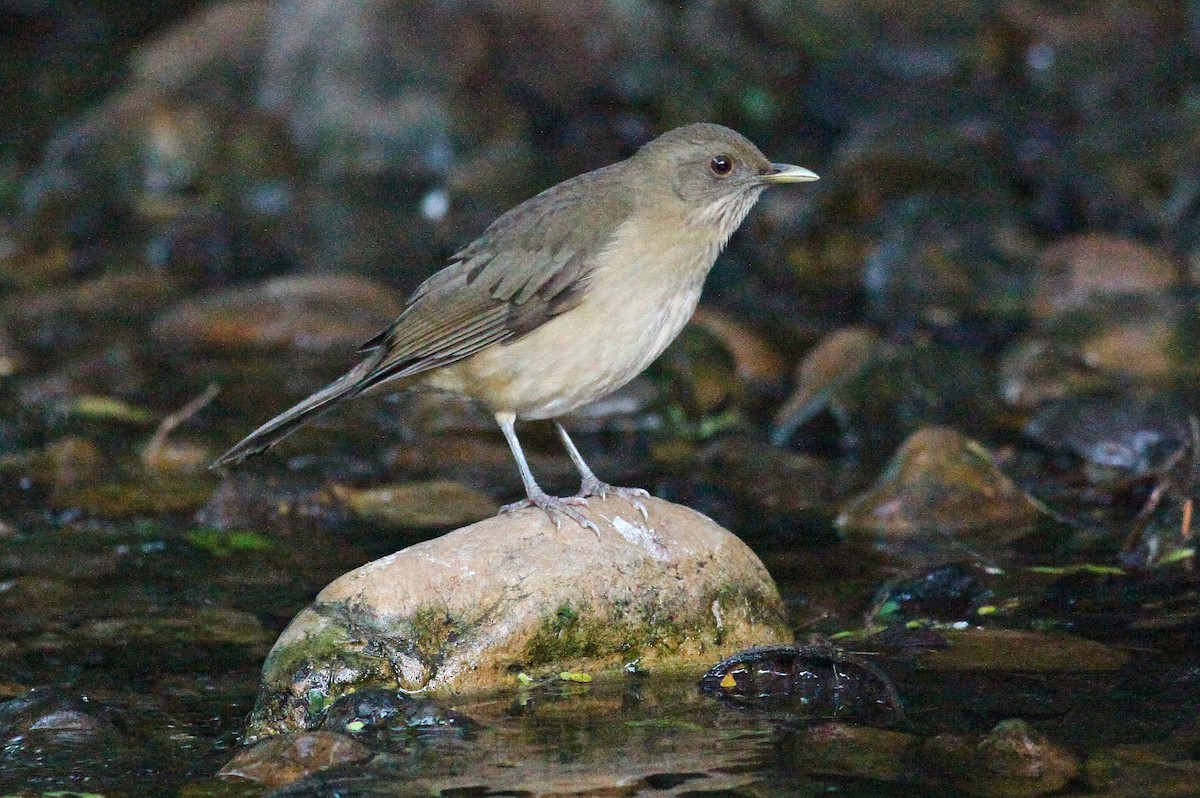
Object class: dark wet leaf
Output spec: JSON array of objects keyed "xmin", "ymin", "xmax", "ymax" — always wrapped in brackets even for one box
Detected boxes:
[
  {"xmin": 870, "ymin": 563, "xmax": 993, "ymax": 624},
  {"xmin": 699, "ymin": 644, "xmax": 904, "ymax": 725}
]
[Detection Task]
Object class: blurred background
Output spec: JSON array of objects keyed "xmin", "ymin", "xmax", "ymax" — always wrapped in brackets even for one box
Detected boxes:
[{"xmin": 3, "ymin": 1, "xmax": 1200, "ymax": 795}]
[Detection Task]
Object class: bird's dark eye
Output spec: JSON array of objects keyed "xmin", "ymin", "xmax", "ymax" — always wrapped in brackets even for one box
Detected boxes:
[{"xmin": 709, "ymin": 155, "xmax": 734, "ymax": 176}]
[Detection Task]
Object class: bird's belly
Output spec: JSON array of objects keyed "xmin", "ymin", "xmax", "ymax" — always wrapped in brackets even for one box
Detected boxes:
[{"xmin": 429, "ymin": 269, "xmax": 705, "ymax": 419}]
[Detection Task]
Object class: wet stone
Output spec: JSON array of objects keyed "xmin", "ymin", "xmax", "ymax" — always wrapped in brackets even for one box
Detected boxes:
[
  {"xmin": 0, "ymin": 689, "xmax": 135, "ymax": 777},
  {"xmin": 331, "ymin": 479, "xmax": 498, "ymax": 530},
  {"xmin": 837, "ymin": 426, "xmax": 1042, "ymax": 542},
  {"xmin": 1018, "ymin": 294, "xmax": 1200, "ymax": 385},
  {"xmin": 51, "ymin": 475, "xmax": 216, "ymax": 518},
  {"xmin": 247, "ymin": 496, "xmax": 789, "ymax": 738},
  {"xmin": 317, "ymin": 687, "xmax": 476, "ymax": 741},
  {"xmin": 0, "ymin": 689, "xmax": 119, "ymax": 743},
  {"xmin": 199, "ymin": 472, "xmax": 349, "ymax": 532},
  {"xmin": 218, "ymin": 730, "xmax": 373, "ymax": 790},
  {"xmin": 1084, "ymin": 743, "xmax": 1200, "ymax": 798},
  {"xmin": 997, "ymin": 339, "xmax": 1111, "ymax": 409},
  {"xmin": 783, "ymin": 722, "xmax": 919, "ymax": 784},
  {"xmin": 151, "ymin": 274, "xmax": 404, "ymax": 354},
  {"xmin": 1077, "ymin": 308, "xmax": 1180, "ymax": 381},
  {"xmin": 923, "ymin": 719, "xmax": 1079, "ymax": 798},
  {"xmin": 1024, "ymin": 395, "xmax": 1191, "ymax": 480},
  {"xmin": 870, "ymin": 563, "xmax": 993, "ymax": 624},
  {"xmin": 915, "ymin": 627, "xmax": 1128, "ymax": 673},
  {"xmin": 699, "ymin": 644, "xmax": 905, "ymax": 725},
  {"xmin": 699, "ymin": 436, "xmax": 834, "ymax": 525},
  {"xmin": 1031, "ymin": 233, "xmax": 1178, "ymax": 320}
]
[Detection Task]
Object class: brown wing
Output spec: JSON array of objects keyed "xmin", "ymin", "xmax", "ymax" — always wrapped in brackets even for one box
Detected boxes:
[{"xmin": 354, "ymin": 162, "xmax": 632, "ymax": 393}]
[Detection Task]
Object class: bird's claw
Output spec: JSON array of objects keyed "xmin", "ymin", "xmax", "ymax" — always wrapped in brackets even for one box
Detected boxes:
[
  {"xmin": 576, "ymin": 478, "xmax": 650, "ymax": 520},
  {"xmin": 501, "ymin": 491, "xmax": 599, "ymax": 535}
]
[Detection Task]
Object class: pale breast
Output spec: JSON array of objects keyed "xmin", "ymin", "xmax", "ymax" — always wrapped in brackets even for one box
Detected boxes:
[{"xmin": 426, "ymin": 210, "xmax": 723, "ymax": 419}]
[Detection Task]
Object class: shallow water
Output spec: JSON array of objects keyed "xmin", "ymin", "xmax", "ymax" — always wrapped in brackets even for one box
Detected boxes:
[{"xmin": 1, "ymin": 443, "xmax": 1198, "ymax": 797}]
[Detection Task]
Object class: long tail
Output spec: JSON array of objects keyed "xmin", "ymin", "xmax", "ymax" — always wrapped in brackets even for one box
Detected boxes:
[{"xmin": 210, "ymin": 359, "xmax": 378, "ymax": 468}]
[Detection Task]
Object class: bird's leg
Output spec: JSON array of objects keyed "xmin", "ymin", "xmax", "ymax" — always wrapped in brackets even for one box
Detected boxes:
[
  {"xmin": 496, "ymin": 413, "xmax": 598, "ymax": 533},
  {"xmin": 554, "ymin": 421, "xmax": 649, "ymax": 520}
]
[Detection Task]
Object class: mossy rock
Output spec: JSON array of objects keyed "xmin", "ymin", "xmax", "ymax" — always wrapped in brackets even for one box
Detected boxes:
[{"xmin": 247, "ymin": 496, "xmax": 789, "ymax": 739}]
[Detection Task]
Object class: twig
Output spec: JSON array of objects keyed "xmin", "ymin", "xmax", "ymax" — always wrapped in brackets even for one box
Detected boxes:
[{"xmin": 142, "ymin": 383, "xmax": 220, "ymax": 463}]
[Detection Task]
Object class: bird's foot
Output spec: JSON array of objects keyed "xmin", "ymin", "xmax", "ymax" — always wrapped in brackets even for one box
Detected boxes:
[
  {"xmin": 576, "ymin": 477, "xmax": 650, "ymax": 520},
  {"xmin": 501, "ymin": 490, "xmax": 599, "ymax": 535}
]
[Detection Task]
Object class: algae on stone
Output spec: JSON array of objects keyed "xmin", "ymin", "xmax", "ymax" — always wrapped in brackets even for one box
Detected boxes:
[{"xmin": 247, "ymin": 496, "xmax": 790, "ymax": 738}]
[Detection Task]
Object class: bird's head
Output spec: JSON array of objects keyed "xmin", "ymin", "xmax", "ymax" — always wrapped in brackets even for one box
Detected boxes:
[{"xmin": 630, "ymin": 123, "xmax": 818, "ymax": 231}]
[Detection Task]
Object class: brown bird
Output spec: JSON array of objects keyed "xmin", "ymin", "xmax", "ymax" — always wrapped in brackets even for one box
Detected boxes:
[{"xmin": 212, "ymin": 123, "xmax": 818, "ymax": 530}]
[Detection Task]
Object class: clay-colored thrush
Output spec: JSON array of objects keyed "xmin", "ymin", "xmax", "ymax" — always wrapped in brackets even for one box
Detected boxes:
[{"xmin": 213, "ymin": 123, "xmax": 818, "ymax": 529}]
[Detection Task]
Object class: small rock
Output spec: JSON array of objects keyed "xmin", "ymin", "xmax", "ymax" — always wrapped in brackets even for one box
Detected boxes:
[
  {"xmin": 1024, "ymin": 395, "xmax": 1189, "ymax": 479},
  {"xmin": 0, "ymin": 688, "xmax": 124, "ymax": 751},
  {"xmin": 923, "ymin": 719, "xmax": 1079, "ymax": 798},
  {"xmin": 1031, "ymin": 233, "xmax": 1178, "ymax": 319},
  {"xmin": 331, "ymin": 480, "xmax": 498, "ymax": 530},
  {"xmin": 1077, "ymin": 309, "xmax": 1179, "ymax": 380},
  {"xmin": 247, "ymin": 496, "xmax": 789, "ymax": 738},
  {"xmin": 318, "ymin": 687, "xmax": 475, "ymax": 740},
  {"xmin": 1008, "ymin": 295, "xmax": 1200, "ymax": 393},
  {"xmin": 218, "ymin": 730, "xmax": 372, "ymax": 789},
  {"xmin": 51, "ymin": 475, "xmax": 216, "ymax": 518},
  {"xmin": 915, "ymin": 627, "xmax": 1128, "ymax": 673},
  {"xmin": 837, "ymin": 426, "xmax": 1042, "ymax": 541},
  {"xmin": 784, "ymin": 722, "xmax": 918, "ymax": 783},
  {"xmin": 997, "ymin": 340, "xmax": 1108, "ymax": 408},
  {"xmin": 0, "ymin": 690, "xmax": 111, "ymax": 740},
  {"xmin": 151, "ymin": 274, "xmax": 403, "ymax": 353}
]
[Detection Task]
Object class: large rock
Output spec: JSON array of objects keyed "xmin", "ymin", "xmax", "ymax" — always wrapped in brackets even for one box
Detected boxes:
[{"xmin": 248, "ymin": 496, "xmax": 789, "ymax": 738}]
